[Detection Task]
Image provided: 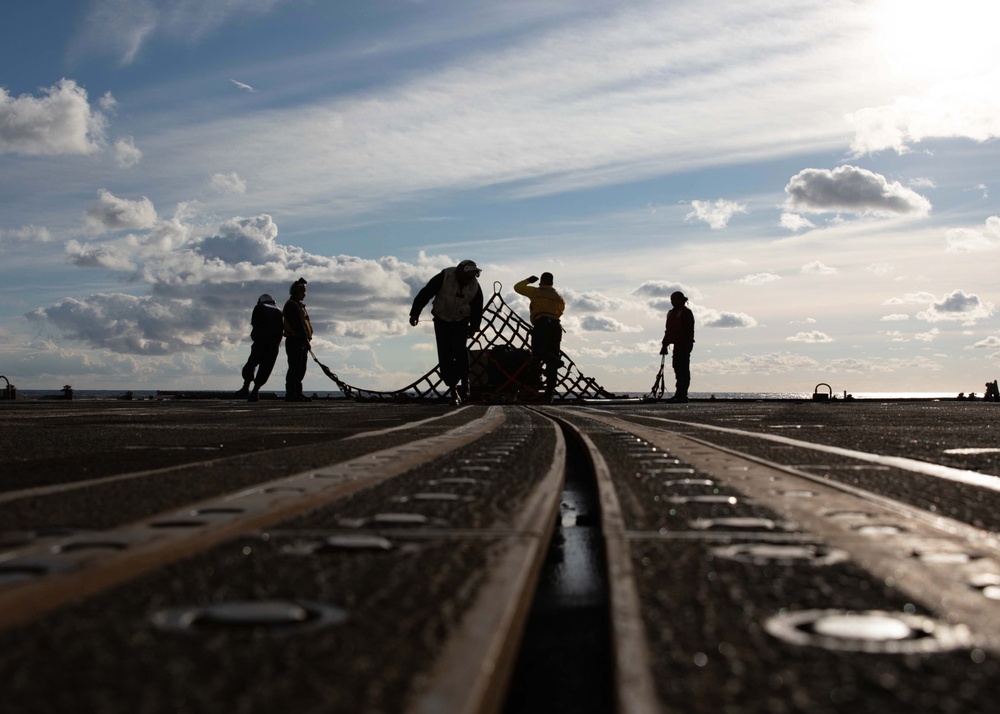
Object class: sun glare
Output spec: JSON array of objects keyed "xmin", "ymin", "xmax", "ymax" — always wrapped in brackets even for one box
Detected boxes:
[{"xmin": 875, "ymin": 0, "xmax": 1000, "ymax": 81}]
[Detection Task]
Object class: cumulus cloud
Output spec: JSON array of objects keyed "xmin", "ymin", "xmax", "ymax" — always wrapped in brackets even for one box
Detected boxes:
[
  {"xmin": 685, "ymin": 199, "xmax": 747, "ymax": 229},
  {"xmin": 784, "ymin": 165, "xmax": 932, "ymax": 217},
  {"xmin": 883, "ymin": 291, "xmax": 937, "ymax": 306},
  {"xmin": 780, "ymin": 212, "xmax": 815, "ymax": 231},
  {"xmin": 578, "ymin": 315, "xmax": 642, "ymax": 333},
  {"xmin": 32, "ymin": 213, "xmax": 439, "ymax": 355},
  {"xmin": 113, "ymin": 136, "xmax": 142, "ymax": 167},
  {"xmin": 787, "ymin": 331, "xmax": 833, "ymax": 343},
  {"xmin": 210, "ymin": 171, "xmax": 247, "ymax": 194},
  {"xmin": 880, "ymin": 314, "xmax": 909, "ymax": 321},
  {"xmin": 699, "ymin": 309, "xmax": 758, "ymax": 329},
  {"xmin": 944, "ymin": 216, "xmax": 1000, "ymax": 252},
  {"xmin": 734, "ymin": 272, "xmax": 781, "ymax": 286},
  {"xmin": 84, "ymin": 189, "xmax": 158, "ymax": 233},
  {"xmin": 562, "ymin": 289, "xmax": 624, "ymax": 313},
  {"xmin": 971, "ymin": 336, "xmax": 1000, "ymax": 349},
  {"xmin": 0, "ymin": 79, "xmax": 108, "ymax": 156},
  {"xmin": 633, "ymin": 281, "xmax": 699, "ymax": 301},
  {"xmin": 800, "ymin": 261, "xmax": 837, "ymax": 275},
  {"xmin": 916, "ymin": 289, "xmax": 995, "ymax": 324},
  {"xmin": 0, "ymin": 225, "xmax": 52, "ymax": 244},
  {"xmin": 848, "ymin": 70, "xmax": 1000, "ymax": 155},
  {"xmin": 914, "ymin": 328, "xmax": 940, "ymax": 342}
]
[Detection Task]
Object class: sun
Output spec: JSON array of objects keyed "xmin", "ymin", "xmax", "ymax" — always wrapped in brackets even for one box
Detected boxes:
[{"xmin": 874, "ymin": 0, "xmax": 1000, "ymax": 82}]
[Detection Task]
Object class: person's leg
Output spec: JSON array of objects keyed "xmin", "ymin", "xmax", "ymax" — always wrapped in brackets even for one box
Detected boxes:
[
  {"xmin": 285, "ymin": 340, "xmax": 306, "ymax": 399},
  {"xmin": 672, "ymin": 345, "xmax": 692, "ymax": 399},
  {"xmin": 253, "ymin": 342, "xmax": 280, "ymax": 390}
]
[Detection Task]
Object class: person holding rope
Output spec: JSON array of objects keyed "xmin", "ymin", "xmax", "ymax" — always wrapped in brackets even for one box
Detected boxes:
[
  {"xmin": 514, "ymin": 272, "xmax": 565, "ymax": 403},
  {"xmin": 660, "ymin": 290, "xmax": 695, "ymax": 403},
  {"xmin": 409, "ymin": 260, "xmax": 483, "ymax": 406},
  {"xmin": 282, "ymin": 277, "xmax": 313, "ymax": 402}
]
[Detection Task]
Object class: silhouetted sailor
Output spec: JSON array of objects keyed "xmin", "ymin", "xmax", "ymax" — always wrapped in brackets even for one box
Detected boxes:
[
  {"xmin": 409, "ymin": 260, "xmax": 483, "ymax": 405},
  {"xmin": 660, "ymin": 291, "xmax": 695, "ymax": 403},
  {"xmin": 282, "ymin": 278, "xmax": 313, "ymax": 402},
  {"xmin": 237, "ymin": 293, "xmax": 284, "ymax": 402},
  {"xmin": 514, "ymin": 272, "xmax": 565, "ymax": 403}
]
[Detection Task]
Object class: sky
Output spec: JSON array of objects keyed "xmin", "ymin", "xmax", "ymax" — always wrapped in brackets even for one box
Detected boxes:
[{"xmin": 2, "ymin": 0, "xmax": 999, "ymax": 395}]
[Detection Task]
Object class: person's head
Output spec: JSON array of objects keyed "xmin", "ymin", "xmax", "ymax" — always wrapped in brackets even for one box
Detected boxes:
[
  {"xmin": 456, "ymin": 260, "xmax": 481, "ymax": 285},
  {"xmin": 257, "ymin": 293, "xmax": 275, "ymax": 305},
  {"xmin": 290, "ymin": 277, "xmax": 308, "ymax": 300},
  {"xmin": 540, "ymin": 272, "xmax": 554, "ymax": 286},
  {"xmin": 670, "ymin": 291, "xmax": 688, "ymax": 308}
]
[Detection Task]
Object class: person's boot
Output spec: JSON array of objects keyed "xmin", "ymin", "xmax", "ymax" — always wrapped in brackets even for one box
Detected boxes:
[
  {"xmin": 248, "ymin": 385, "xmax": 259, "ymax": 402},
  {"xmin": 235, "ymin": 382, "xmax": 251, "ymax": 399}
]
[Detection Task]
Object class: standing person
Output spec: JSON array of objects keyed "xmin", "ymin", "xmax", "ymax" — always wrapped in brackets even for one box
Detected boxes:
[
  {"xmin": 660, "ymin": 291, "xmax": 695, "ymax": 403},
  {"xmin": 409, "ymin": 260, "xmax": 484, "ymax": 405},
  {"xmin": 236, "ymin": 293, "xmax": 284, "ymax": 402},
  {"xmin": 514, "ymin": 272, "xmax": 565, "ymax": 403},
  {"xmin": 282, "ymin": 278, "xmax": 313, "ymax": 402}
]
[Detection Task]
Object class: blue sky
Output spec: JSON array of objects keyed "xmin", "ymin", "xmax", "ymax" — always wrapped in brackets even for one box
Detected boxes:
[{"xmin": 2, "ymin": 0, "xmax": 999, "ymax": 394}]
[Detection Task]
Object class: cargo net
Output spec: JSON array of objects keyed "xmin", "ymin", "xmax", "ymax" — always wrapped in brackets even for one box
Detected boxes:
[{"xmin": 315, "ymin": 281, "xmax": 620, "ymax": 402}]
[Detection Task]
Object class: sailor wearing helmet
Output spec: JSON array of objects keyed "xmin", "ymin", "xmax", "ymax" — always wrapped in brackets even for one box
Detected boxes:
[{"xmin": 409, "ymin": 260, "xmax": 484, "ymax": 405}]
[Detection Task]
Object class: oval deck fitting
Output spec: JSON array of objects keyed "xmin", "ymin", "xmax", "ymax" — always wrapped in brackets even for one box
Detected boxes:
[
  {"xmin": 668, "ymin": 495, "xmax": 739, "ymax": 505},
  {"xmin": 969, "ymin": 573, "xmax": 1000, "ymax": 600},
  {"xmin": 711, "ymin": 543, "xmax": 850, "ymax": 566},
  {"xmin": 764, "ymin": 609, "xmax": 973, "ymax": 653},
  {"xmin": 0, "ymin": 407, "xmax": 506, "ymax": 632},
  {"xmin": 689, "ymin": 517, "xmax": 785, "ymax": 531},
  {"xmin": 321, "ymin": 534, "xmax": 395, "ymax": 552},
  {"xmin": 152, "ymin": 600, "xmax": 347, "ymax": 635}
]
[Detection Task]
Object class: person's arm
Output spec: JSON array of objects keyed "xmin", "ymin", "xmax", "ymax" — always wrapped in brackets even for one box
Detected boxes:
[
  {"xmin": 409, "ymin": 272, "xmax": 445, "ymax": 325},
  {"xmin": 468, "ymin": 285, "xmax": 484, "ymax": 336},
  {"xmin": 513, "ymin": 276, "xmax": 538, "ymax": 297}
]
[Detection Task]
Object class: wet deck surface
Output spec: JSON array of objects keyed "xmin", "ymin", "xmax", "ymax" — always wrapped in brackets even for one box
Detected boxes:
[{"xmin": 1, "ymin": 398, "xmax": 999, "ymax": 712}]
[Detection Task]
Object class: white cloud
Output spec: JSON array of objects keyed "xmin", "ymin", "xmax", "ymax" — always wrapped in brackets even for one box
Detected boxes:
[
  {"xmin": 780, "ymin": 212, "xmax": 815, "ymax": 231},
  {"xmin": 800, "ymin": 261, "xmax": 837, "ymax": 275},
  {"xmin": 32, "ymin": 213, "xmax": 444, "ymax": 355},
  {"xmin": 971, "ymin": 336, "xmax": 1000, "ymax": 349},
  {"xmin": 734, "ymin": 272, "xmax": 780, "ymax": 286},
  {"xmin": 786, "ymin": 331, "xmax": 833, "ymax": 343},
  {"xmin": 578, "ymin": 315, "xmax": 642, "ymax": 333},
  {"xmin": 562, "ymin": 289, "xmax": 624, "ymax": 313},
  {"xmin": 0, "ymin": 225, "xmax": 52, "ymax": 244},
  {"xmin": 0, "ymin": 80, "xmax": 108, "ymax": 156},
  {"xmin": 944, "ymin": 216, "xmax": 1000, "ymax": 252},
  {"xmin": 84, "ymin": 189, "xmax": 158, "ymax": 233},
  {"xmin": 909, "ymin": 177, "xmax": 936, "ymax": 189},
  {"xmin": 210, "ymin": 171, "xmax": 248, "ymax": 195},
  {"xmin": 880, "ymin": 314, "xmax": 909, "ymax": 321},
  {"xmin": 74, "ymin": 0, "xmax": 292, "ymax": 64},
  {"xmin": 914, "ymin": 327, "xmax": 940, "ymax": 342},
  {"xmin": 848, "ymin": 69, "xmax": 1000, "ymax": 155},
  {"xmin": 685, "ymin": 199, "xmax": 747, "ymax": 229},
  {"xmin": 633, "ymin": 281, "xmax": 699, "ymax": 301},
  {"xmin": 699, "ymin": 309, "xmax": 758, "ymax": 329},
  {"xmin": 113, "ymin": 136, "xmax": 143, "ymax": 167},
  {"xmin": 883, "ymin": 292, "xmax": 937, "ymax": 306},
  {"xmin": 916, "ymin": 290, "xmax": 995, "ymax": 324},
  {"xmin": 784, "ymin": 165, "xmax": 932, "ymax": 217}
]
